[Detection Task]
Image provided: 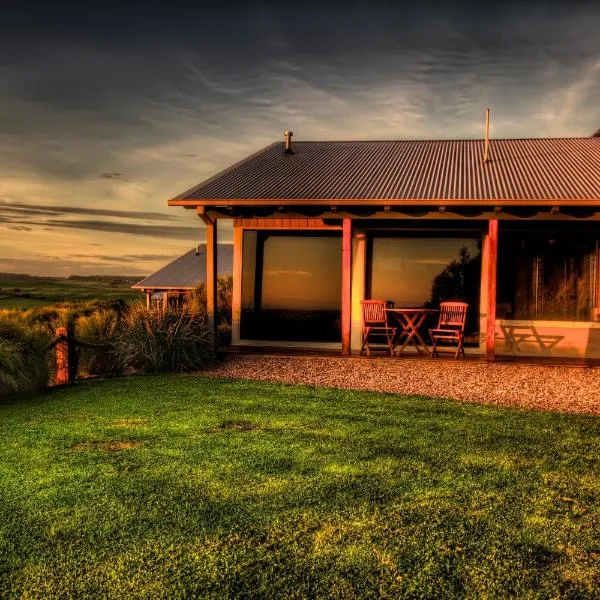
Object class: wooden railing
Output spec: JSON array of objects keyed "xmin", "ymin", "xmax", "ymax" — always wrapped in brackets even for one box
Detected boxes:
[{"xmin": 46, "ymin": 327, "xmax": 114, "ymax": 385}]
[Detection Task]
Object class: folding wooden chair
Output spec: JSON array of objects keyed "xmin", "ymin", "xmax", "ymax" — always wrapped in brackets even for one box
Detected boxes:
[
  {"xmin": 360, "ymin": 300, "xmax": 397, "ymax": 357},
  {"xmin": 429, "ymin": 301, "xmax": 468, "ymax": 358}
]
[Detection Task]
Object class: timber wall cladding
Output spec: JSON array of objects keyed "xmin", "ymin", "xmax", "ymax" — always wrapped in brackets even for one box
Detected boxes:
[{"xmin": 233, "ymin": 218, "xmax": 340, "ymax": 229}]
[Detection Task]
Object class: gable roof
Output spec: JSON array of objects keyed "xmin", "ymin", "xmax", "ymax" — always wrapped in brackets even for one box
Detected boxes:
[
  {"xmin": 169, "ymin": 138, "xmax": 600, "ymax": 205},
  {"xmin": 132, "ymin": 245, "xmax": 233, "ymax": 290}
]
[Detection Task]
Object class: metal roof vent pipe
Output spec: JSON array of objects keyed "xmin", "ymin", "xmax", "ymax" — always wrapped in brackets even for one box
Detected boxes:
[
  {"xmin": 195, "ymin": 244, "xmax": 200, "ymax": 255},
  {"xmin": 283, "ymin": 130, "xmax": 294, "ymax": 154},
  {"xmin": 483, "ymin": 108, "xmax": 491, "ymax": 163}
]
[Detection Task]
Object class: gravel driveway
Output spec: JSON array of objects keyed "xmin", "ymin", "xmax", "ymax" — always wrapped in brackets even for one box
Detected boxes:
[{"xmin": 201, "ymin": 354, "xmax": 600, "ymax": 415}]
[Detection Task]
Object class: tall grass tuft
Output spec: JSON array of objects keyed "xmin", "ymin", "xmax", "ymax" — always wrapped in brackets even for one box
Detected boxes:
[
  {"xmin": 115, "ymin": 303, "xmax": 214, "ymax": 373},
  {"xmin": 0, "ymin": 314, "xmax": 49, "ymax": 399},
  {"xmin": 185, "ymin": 274, "xmax": 233, "ymax": 344},
  {"xmin": 76, "ymin": 309, "xmax": 121, "ymax": 377}
]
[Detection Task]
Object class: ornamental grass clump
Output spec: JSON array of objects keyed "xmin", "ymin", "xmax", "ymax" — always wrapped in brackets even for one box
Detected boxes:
[
  {"xmin": 116, "ymin": 303, "xmax": 214, "ymax": 373},
  {"xmin": 185, "ymin": 275, "xmax": 232, "ymax": 344},
  {"xmin": 76, "ymin": 309, "xmax": 122, "ymax": 377},
  {"xmin": 0, "ymin": 314, "xmax": 48, "ymax": 399}
]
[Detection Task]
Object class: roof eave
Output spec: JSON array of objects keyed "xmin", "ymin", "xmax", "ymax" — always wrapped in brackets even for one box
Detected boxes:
[{"xmin": 167, "ymin": 198, "xmax": 600, "ymax": 207}]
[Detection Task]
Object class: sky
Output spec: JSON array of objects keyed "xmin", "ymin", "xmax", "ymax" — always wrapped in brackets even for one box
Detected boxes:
[{"xmin": 1, "ymin": 1, "xmax": 599, "ymax": 277}]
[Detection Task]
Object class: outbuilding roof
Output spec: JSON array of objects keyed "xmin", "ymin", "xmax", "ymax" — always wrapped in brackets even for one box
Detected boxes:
[
  {"xmin": 169, "ymin": 138, "xmax": 600, "ymax": 206},
  {"xmin": 132, "ymin": 245, "xmax": 233, "ymax": 290}
]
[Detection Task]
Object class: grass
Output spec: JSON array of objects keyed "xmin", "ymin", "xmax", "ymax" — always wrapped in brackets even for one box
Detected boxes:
[
  {"xmin": 0, "ymin": 275, "xmax": 139, "ymax": 309},
  {"xmin": 0, "ymin": 376, "xmax": 598, "ymax": 599}
]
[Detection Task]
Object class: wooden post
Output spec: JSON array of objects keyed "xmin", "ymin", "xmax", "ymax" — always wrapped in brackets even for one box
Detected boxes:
[
  {"xmin": 486, "ymin": 219, "xmax": 498, "ymax": 361},
  {"xmin": 145, "ymin": 290, "xmax": 151, "ymax": 309},
  {"xmin": 55, "ymin": 326, "xmax": 69, "ymax": 385},
  {"xmin": 341, "ymin": 218, "xmax": 352, "ymax": 355},
  {"xmin": 206, "ymin": 218, "xmax": 218, "ymax": 345},
  {"xmin": 350, "ymin": 230, "xmax": 367, "ymax": 353}
]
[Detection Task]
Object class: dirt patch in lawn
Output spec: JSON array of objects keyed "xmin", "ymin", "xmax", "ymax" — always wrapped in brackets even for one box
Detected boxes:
[
  {"xmin": 71, "ymin": 440, "xmax": 143, "ymax": 452},
  {"xmin": 216, "ymin": 420, "xmax": 258, "ymax": 431}
]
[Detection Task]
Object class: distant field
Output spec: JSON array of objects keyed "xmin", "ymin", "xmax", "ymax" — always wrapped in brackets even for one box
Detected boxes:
[{"xmin": 0, "ymin": 274, "xmax": 141, "ymax": 309}]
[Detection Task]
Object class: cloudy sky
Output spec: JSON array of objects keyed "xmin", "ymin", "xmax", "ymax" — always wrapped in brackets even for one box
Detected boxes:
[{"xmin": 1, "ymin": 1, "xmax": 599, "ymax": 276}]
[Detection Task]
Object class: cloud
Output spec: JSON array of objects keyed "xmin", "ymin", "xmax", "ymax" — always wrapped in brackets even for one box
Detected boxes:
[
  {"xmin": 68, "ymin": 253, "xmax": 178, "ymax": 263},
  {"xmin": 0, "ymin": 2, "xmax": 598, "ymax": 276},
  {"xmin": 0, "ymin": 200, "xmax": 184, "ymax": 221},
  {"xmin": 5, "ymin": 217, "xmax": 201, "ymax": 240},
  {"xmin": 98, "ymin": 172, "xmax": 129, "ymax": 181}
]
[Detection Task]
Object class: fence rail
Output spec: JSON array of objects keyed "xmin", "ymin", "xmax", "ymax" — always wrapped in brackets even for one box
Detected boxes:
[{"xmin": 48, "ymin": 326, "xmax": 114, "ymax": 385}]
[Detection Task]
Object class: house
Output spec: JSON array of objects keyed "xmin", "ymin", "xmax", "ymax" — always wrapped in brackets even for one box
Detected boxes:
[
  {"xmin": 168, "ymin": 130, "xmax": 600, "ymax": 361},
  {"xmin": 132, "ymin": 245, "xmax": 233, "ymax": 309}
]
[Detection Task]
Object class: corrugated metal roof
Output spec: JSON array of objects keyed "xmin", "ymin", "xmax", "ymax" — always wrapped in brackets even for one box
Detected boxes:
[
  {"xmin": 132, "ymin": 245, "xmax": 233, "ymax": 290},
  {"xmin": 172, "ymin": 138, "xmax": 600, "ymax": 203}
]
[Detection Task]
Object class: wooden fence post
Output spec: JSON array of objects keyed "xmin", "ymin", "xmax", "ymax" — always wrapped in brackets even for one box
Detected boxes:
[{"xmin": 55, "ymin": 326, "xmax": 69, "ymax": 385}]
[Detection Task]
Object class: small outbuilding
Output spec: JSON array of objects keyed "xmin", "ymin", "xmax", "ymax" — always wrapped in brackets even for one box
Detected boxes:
[{"xmin": 132, "ymin": 245, "xmax": 232, "ymax": 310}]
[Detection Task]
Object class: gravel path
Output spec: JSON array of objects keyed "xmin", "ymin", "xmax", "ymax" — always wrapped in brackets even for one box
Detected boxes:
[{"xmin": 200, "ymin": 355, "xmax": 600, "ymax": 415}]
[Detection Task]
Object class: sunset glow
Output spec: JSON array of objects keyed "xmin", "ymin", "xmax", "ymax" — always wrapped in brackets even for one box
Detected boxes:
[{"xmin": 1, "ymin": 3, "xmax": 599, "ymax": 276}]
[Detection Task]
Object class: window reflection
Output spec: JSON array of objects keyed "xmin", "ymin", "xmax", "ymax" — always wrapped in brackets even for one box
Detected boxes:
[
  {"xmin": 241, "ymin": 232, "xmax": 341, "ymax": 341},
  {"xmin": 370, "ymin": 237, "xmax": 481, "ymax": 308},
  {"xmin": 498, "ymin": 233, "xmax": 599, "ymax": 322}
]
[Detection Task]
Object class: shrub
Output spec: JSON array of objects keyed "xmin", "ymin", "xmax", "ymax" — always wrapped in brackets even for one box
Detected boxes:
[
  {"xmin": 0, "ymin": 315, "xmax": 48, "ymax": 399},
  {"xmin": 185, "ymin": 275, "xmax": 233, "ymax": 344},
  {"xmin": 115, "ymin": 303, "xmax": 215, "ymax": 373},
  {"xmin": 76, "ymin": 309, "xmax": 121, "ymax": 377}
]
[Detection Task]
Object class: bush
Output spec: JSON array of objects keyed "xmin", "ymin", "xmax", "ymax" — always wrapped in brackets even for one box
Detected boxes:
[
  {"xmin": 0, "ymin": 316, "xmax": 48, "ymax": 399},
  {"xmin": 76, "ymin": 309, "xmax": 121, "ymax": 377},
  {"xmin": 185, "ymin": 275, "xmax": 232, "ymax": 344},
  {"xmin": 115, "ymin": 303, "xmax": 215, "ymax": 373}
]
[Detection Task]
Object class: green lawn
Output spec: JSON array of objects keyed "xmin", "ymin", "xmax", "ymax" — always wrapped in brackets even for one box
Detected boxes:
[{"xmin": 0, "ymin": 376, "xmax": 598, "ymax": 599}]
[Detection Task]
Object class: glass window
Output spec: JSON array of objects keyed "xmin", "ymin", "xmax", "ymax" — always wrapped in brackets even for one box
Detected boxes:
[
  {"xmin": 498, "ymin": 234, "xmax": 600, "ymax": 322},
  {"xmin": 241, "ymin": 232, "xmax": 341, "ymax": 341},
  {"xmin": 370, "ymin": 236, "xmax": 481, "ymax": 307},
  {"xmin": 261, "ymin": 236, "xmax": 341, "ymax": 310}
]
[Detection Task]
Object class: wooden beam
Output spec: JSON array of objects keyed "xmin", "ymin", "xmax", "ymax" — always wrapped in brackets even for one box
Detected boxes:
[
  {"xmin": 206, "ymin": 219, "xmax": 218, "ymax": 345},
  {"xmin": 486, "ymin": 219, "xmax": 498, "ymax": 361},
  {"xmin": 196, "ymin": 206, "xmax": 214, "ymax": 225},
  {"xmin": 341, "ymin": 218, "xmax": 352, "ymax": 356},
  {"xmin": 211, "ymin": 207, "xmax": 600, "ymax": 221}
]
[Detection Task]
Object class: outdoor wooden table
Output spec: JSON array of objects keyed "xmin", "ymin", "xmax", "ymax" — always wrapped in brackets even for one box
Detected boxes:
[{"xmin": 385, "ymin": 308, "xmax": 438, "ymax": 356}]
